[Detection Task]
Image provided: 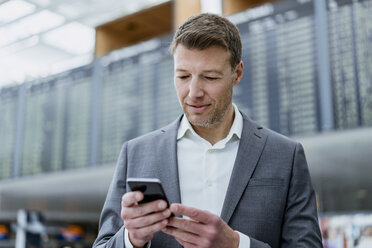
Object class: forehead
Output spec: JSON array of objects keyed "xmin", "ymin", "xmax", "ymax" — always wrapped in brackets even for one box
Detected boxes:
[{"xmin": 173, "ymin": 45, "xmax": 231, "ymax": 71}]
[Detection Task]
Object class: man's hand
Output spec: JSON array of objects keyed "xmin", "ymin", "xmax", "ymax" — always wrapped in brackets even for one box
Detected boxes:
[
  {"xmin": 162, "ymin": 204, "xmax": 239, "ymax": 248},
  {"xmin": 121, "ymin": 191, "xmax": 171, "ymax": 248}
]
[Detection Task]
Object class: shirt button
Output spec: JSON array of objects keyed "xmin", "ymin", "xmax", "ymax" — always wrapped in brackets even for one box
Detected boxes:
[
  {"xmin": 208, "ymin": 149, "xmax": 213, "ymax": 153},
  {"xmin": 207, "ymin": 180, "xmax": 213, "ymax": 187}
]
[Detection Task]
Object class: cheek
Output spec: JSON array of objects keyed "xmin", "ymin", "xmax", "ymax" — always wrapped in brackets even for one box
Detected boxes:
[
  {"xmin": 174, "ymin": 82, "xmax": 188, "ymax": 100},
  {"xmin": 206, "ymin": 84, "xmax": 231, "ymax": 101}
]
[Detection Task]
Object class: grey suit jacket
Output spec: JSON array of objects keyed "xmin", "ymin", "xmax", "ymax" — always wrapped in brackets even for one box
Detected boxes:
[{"xmin": 93, "ymin": 113, "xmax": 322, "ymax": 248}]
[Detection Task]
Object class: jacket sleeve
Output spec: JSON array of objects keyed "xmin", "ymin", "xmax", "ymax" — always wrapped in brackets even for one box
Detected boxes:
[
  {"xmin": 280, "ymin": 143, "xmax": 323, "ymax": 247},
  {"xmin": 93, "ymin": 142, "xmax": 129, "ymax": 248},
  {"xmin": 249, "ymin": 238, "xmax": 272, "ymax": 248}
]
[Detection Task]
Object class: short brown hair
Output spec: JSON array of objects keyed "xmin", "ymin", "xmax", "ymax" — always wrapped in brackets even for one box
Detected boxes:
[{"xmin": 170, "ymin": 13, "xmax": 242, "ymax": 70}]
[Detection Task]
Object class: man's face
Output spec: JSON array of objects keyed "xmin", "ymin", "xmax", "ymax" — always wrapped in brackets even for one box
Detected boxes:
[{"xmin": 173, "ymin": 45, "xmax": 242, "ymax": 128}]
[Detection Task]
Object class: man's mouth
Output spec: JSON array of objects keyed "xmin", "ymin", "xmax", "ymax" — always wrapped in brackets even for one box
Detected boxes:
[{"xmin": 186, "ymin": 103, "xmax": 211, "ymax": 113}]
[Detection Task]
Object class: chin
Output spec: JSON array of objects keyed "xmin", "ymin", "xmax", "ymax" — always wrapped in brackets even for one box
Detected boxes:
[
  {"xmin": 186, "ymin": 114, "xmax": 206, "ymax": 126},
  {"xmin": 190, "ymin": 120, "xmax": 210, "ymax": 127},
  {"xmin": 188, "ymin": 116, "xmax": 214, "ymax": 128}
]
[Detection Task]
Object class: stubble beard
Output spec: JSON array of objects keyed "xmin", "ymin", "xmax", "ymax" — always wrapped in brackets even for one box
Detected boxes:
[{"xmin": 184, "ymin": 86, "xmax": 233, "ymax": 128}]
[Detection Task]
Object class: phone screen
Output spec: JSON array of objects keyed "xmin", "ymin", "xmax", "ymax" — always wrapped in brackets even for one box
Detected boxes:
[{"xmin": 127, "ymin": 178, "xmax": 170, "ymax": 206}]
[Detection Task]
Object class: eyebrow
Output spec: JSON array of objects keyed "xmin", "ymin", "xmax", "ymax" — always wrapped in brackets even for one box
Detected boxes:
[{"xmin": 175, "ymin": 69, "xmax": 224, "ymax": 76}]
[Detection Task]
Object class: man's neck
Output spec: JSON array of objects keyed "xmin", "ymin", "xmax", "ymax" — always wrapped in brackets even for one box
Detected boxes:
[{"xmin": 192, "ymin": 105, "xmax": 235, "ymax": 145}]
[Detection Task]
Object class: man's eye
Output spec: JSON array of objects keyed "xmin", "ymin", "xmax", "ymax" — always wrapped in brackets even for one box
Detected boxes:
[
  {"xmin": 205, "ymin": 77, "xmax": 218, "ymax": 81},
  {"xmin": 177, "ymin": 76, "xmax": 189, "ymax": 79}
]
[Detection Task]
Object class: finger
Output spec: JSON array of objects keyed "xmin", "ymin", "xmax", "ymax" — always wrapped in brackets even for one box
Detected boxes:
[
  {"xmin": 166, "ymin": 217, "xmax": 205, "ymax": 236},
  {"xmin": 179, "ymin": 241, "xmax": 199, "ymax": 248},
  {"xmin": 125, "ymin": 209, "xmax": 171, "ymax": 229},
  {"xmin": 122, "ymin": 191, "xmax": 143, "ymax": 207},
  {"xmin": 130, "ymin": 218, "xmax": 169, "ymax": 241},
  {"xmin": 162, "ymin": 226, "xmax": 204, "ymax": 246},
  {"xmin": 123, "ymin": 200, "xmax": 168, "ymax": 220},
  {"xmin": 175, "ymin": 238, "xmax": 200, "ymax": 248},
  {"xmin": 170, "ymin": 204, "xmax": 214, "ymax": 224},
  {"xmin": 175, "ymin": 238, "xmax": 185, "ymax": 246}
]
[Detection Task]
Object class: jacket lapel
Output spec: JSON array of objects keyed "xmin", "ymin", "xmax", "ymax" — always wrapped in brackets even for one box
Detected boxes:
[
  {"xmin": 157, "ymin": 116, "xmax": 183, "ymax": 205},
  {"xmin": 220, "ymin": 114, "xmax": 267, "ymax": 223}
]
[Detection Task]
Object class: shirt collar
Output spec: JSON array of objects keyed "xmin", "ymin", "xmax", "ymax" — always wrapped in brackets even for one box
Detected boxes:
[{"xmin": 177, "ymin": 103, "xmax": 243, "ymax": 141}]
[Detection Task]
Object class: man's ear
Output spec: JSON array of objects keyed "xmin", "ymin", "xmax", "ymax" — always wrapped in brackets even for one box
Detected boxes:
[{"xmin": 233, "ymin": 61, "xmax": 244, "ymax": 86}]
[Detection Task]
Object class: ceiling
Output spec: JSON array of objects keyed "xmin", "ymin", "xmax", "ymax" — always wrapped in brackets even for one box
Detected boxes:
[{"xmin": 0, "ymin": 0, "xmax": 169, "ymax": 87}]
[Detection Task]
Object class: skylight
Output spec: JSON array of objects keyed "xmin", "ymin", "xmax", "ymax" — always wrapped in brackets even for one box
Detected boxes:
[
  {"xmin": 42, "ymin": 22, "xmax": 95, "ymax": 55},
  {"xmin": 19, "ymin": 10, "xmax": 65, "ymax": 35},
  {"xmin": 0, "ymin": 0, "xmax": 36, "ymax": 24},
  {"xmin": 0, "ymin": 0, "xmax": 169, "ymax": 87},
  {"xmin": 0, "ymin": 10, "xmax": 65, "ymax": 48}
]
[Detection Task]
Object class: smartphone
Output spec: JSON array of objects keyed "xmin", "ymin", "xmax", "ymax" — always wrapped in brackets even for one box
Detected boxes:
[{"xmin": 127, "ymin": 178, "xmax": 170, "ymax": 206}]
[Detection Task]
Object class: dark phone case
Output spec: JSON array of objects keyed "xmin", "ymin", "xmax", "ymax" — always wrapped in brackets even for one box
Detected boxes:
[{"xmin": 127, "ymin": 180, "xmax": 170, "ymax": 206}]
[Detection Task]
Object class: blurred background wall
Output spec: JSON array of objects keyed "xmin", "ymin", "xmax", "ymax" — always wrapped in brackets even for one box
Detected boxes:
[{"xmin": 0, "ymin": 0, "xmax": 371, "ymax": 247}]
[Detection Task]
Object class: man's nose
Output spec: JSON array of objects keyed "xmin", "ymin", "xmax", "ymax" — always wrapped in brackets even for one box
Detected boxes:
[{"xmin": 188, "ymin": 77, "xmax": 204, "ymax": 99}]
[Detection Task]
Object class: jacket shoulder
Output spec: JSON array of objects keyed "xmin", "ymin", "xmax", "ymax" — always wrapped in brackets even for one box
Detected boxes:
[
  {"xmin": 126, "ymin": 116, "xmax": 181, "ymax": 148},
  {"xmin": 243, "ymin": 114, "xmax": 299, "ymax": 149},
  {"xmin": 262, "ymin": 126, "xmax": 298, "ymax": 146}
]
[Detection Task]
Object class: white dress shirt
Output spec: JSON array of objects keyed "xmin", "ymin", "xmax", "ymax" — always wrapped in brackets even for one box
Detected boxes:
[
  {"xmin": 125, "ymin": 104, "xmax": 250, "ymax": 247},
  {"xmin": 176, "ymin": 103, "xmax": 250, "ymax": 247}
]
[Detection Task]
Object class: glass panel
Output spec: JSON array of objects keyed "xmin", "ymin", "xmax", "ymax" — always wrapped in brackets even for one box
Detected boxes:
[{"xmin": 0, "ymin": 87, "xmax": 18, "ymax": 179}]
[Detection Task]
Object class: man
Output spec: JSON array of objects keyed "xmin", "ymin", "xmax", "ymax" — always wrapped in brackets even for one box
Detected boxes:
[{"xmin": 93, "ymin": 13, "xmax": 322, "ymax": 248}]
